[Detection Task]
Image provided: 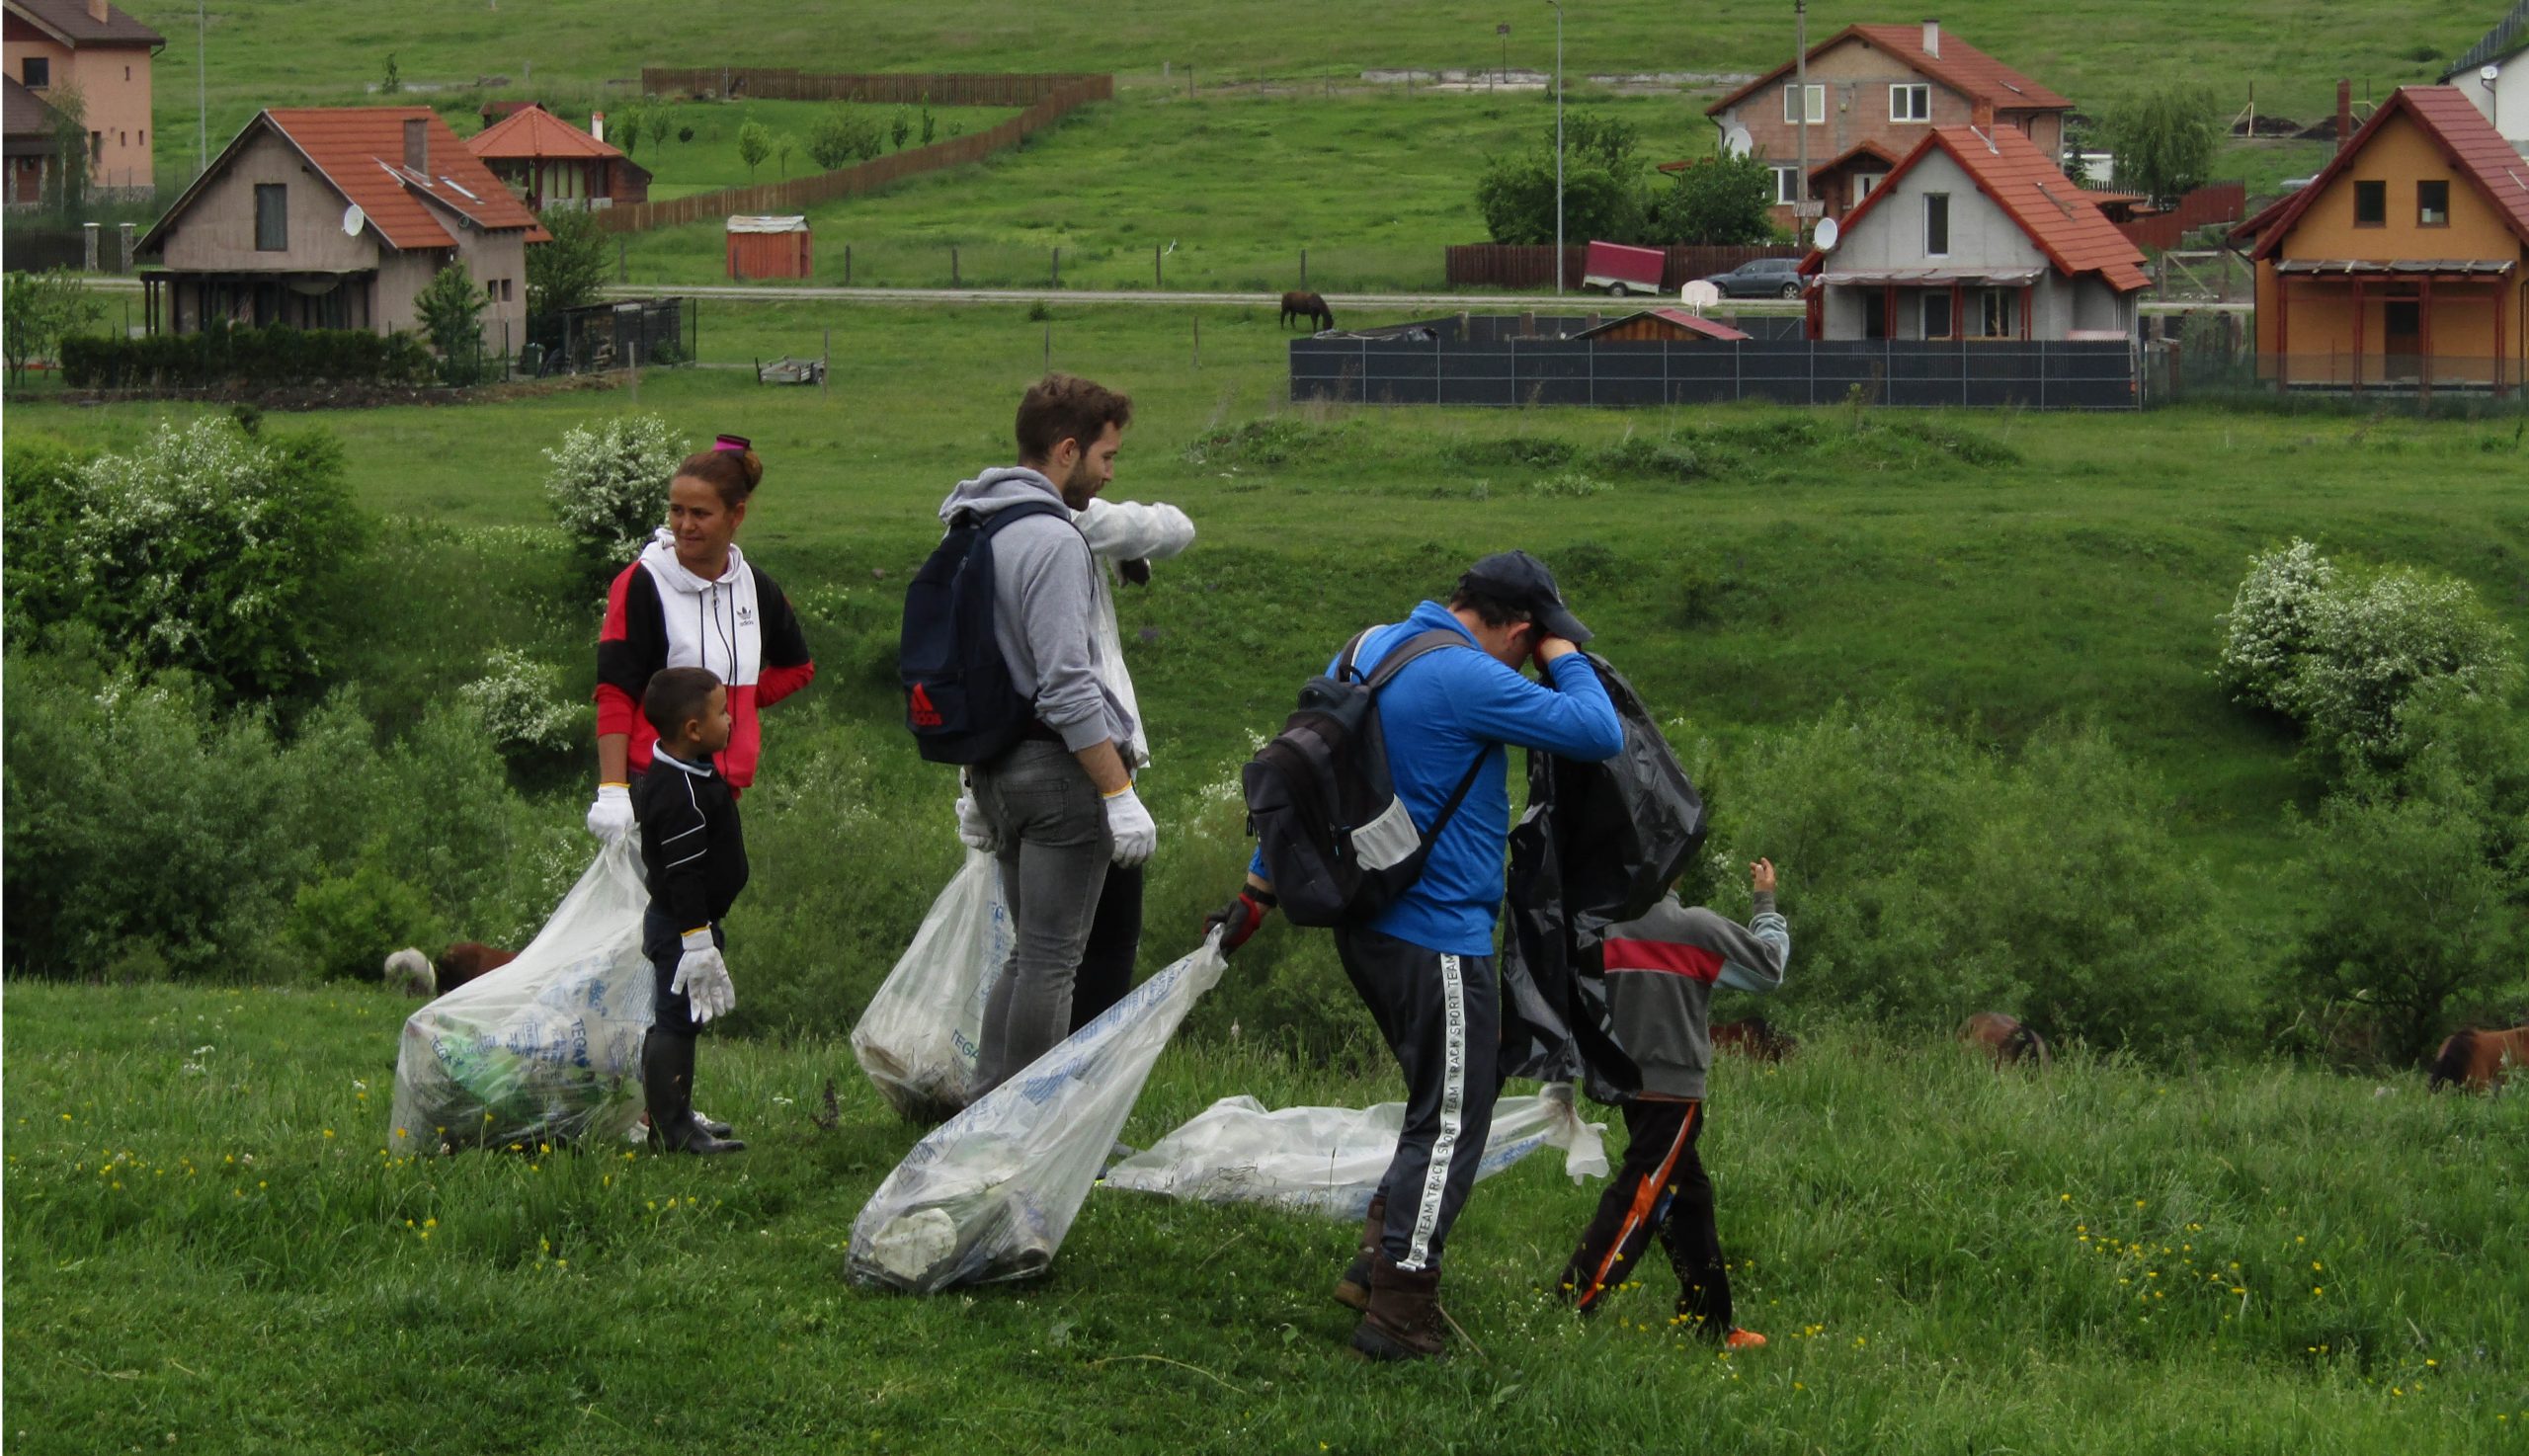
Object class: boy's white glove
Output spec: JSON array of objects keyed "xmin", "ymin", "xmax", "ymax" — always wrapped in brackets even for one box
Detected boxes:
[
  {"xmin": 954, "ymin": 790, "xmax": 1000, "ymax": 852},
  {"xmin": 1101, "ymin": 784, "xmax": 1156, "ymax": 866},
  {"xmin": 671, "ymin": 930, "xmax": 736, "ymax": 1023},
  {"xmin": 585, "ymin": 783, "xmax": 633, "ymax": 842}
]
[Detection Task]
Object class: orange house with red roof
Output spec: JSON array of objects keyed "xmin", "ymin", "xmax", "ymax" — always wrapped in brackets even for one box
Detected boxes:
[
  {"xmin": 1701, "ymin": 21, "xmax": 2073, "ymax": 228},
  {"xmin": 1799, "ymin": 124, "xmax": 2146, "ymax": 343},
  {"xmin": 138, "ymin": 107, "xmax": 549, "ymax": 344},
  {"xmin": 2229, "ymin": 85, "xmax": 2529, "ymax": 392}
]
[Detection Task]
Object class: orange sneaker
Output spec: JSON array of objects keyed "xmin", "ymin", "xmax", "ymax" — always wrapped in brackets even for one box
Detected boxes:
[{"xmin": 1723, "ymin": 1328, "xmax": 1768, "ymax": 1350}]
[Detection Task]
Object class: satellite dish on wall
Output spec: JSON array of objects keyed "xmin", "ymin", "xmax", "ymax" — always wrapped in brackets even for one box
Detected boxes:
[
  {"xmin": 342, "ymin": 203, "xmax": 367, "ymax": 237},
  {"xmin": 1680, "ymin": 280, "xmax": 1722, "ymax": 312},
  {"xmin": 1813, "ymin": 216, "xmax": 1841, "ymax": 251},
  {"xmin": 1721, "ymin": 122, "xmax": 1754, "ymax": 159},
  {"xmin": 2484, "ymin": 63, "xmax": 2502, "ymax": 82}
]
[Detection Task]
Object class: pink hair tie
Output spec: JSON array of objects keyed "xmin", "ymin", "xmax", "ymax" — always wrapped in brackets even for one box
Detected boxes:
[{"xmin": 714, "ymin": 434, "xmax": 752, "ymax": 453}]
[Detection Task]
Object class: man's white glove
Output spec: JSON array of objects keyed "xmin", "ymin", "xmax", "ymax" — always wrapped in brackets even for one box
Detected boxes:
[
  {"xmin": 1101, "ymin": 783, "xmax": 1157, "ymax": 866},
  {"xmin": 671, "ymin": 930, "xmax": 736, "ymax": 1024},
  {"xmin": 585, "ymin": 782, "xmax": 633, "ymax": 842},
  {"xmin": 955, "ymin": 790, "xmax": 1000, "ymax": 852}
]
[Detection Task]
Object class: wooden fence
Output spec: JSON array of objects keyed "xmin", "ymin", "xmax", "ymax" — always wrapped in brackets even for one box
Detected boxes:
[
  {"xmin": 2112, "ymin": 182, "xmax": 2248, "ymax": 252},
  {"xmin": 640, "ymin": 68, "xmax": 1108, "ymax": 107},
  {"xmin": 1445, "ymin": 243, "xmax": 1804, "ymax": 292},
  {"xmin": 598, "ymin": 73, "xmax": 1114, "ymax": 234}
]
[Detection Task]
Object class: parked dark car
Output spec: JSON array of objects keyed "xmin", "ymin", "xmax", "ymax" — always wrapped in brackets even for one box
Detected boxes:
[{"xmin": 1700, "ymin": 257, "xmax": 1805, "ymax": 299}]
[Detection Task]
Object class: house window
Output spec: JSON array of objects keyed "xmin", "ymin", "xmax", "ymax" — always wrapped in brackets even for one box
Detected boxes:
[
  {"xmin": 1782, "ymin": 83, "xmax": 1825, "ymax": 124},
  {"xmin": 1978, "ymin": 288, "xmax": 2016, "ymax": 338},
  {"xmin": 1854, "ymin": 172, "xmax": 1881, "ymax": 202},
  {"xmin": 1772, "ymin": 165, "xmax": 1802, "ymax": 205},
  {"xmin": 1922, "ymin": 291, "xmax": 1954, "ymax": 340},
  {"xmin": 2417, "ymin": 180, "xmax": 2449, "ymax": 226},
  {"xmin": 255, "ymin": 184, "xmax": 287, "ymax": 251},
  {"xmin": 2352, "ymin": 180, "xmax": 2386, "ymax": 226},
  {"xmin": 22, "ymin": 57, "xmax": 47, "ymax": 89},
  {"xmin": 1924, "ymin": 193, "xmax": 1950, "ymax": 256},
  {"xmin": 1891, "ymin": 84, "xmax": 1931, "ymax": 122},
  {"xmin": 124, "ymin": 65, "xmax": 132, "ymax": 81}
]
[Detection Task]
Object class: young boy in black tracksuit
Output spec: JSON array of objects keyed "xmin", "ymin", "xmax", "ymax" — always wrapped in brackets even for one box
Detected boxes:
[
  {"xmin": 634, "ymin": 666, "xmax": 750, "ymax": 1156},
  {"xmin": 1558, "ymin": 857, "xmax": 1789, "ymax": 1349}
]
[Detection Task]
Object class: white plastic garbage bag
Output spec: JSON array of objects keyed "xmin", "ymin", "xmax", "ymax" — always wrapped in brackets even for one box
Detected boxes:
[
  {"xmin": 1101, "ymin": 1084, "xmax": 1608, "ymax": 1219},
  {"xmin": 388, "ymin": 840, "xmax": 653, "ymax": 1154},
  {"xmin": 851, "ymin": 850, "xmax": 1011, "ymax": 1120},
  {"xmin": 849, "ymin": 933, "xmax": 1226, "ymax": 1293}
]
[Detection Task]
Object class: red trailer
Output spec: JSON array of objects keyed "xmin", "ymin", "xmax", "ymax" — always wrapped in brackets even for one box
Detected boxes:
[
  {"xmin": 1581, "ymin": 240, "xmax": 1666, "ymax": 297},
  {"xmin": 726, "ymin": 215, "xmax": 812, "ymax": 281}
]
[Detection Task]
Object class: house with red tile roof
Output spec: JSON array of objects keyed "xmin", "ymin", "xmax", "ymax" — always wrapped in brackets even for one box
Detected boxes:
[
  {"xmin": 3, "ymin": 0, "xmax": 162, "ymax": 193},
  {"xmin": 1700, "ymin": 21, "xmax": 2073, "ymax": 228},
  {"xmin": 465, "ymin": 103, "xmax": 649, "ymax": 211},
  {"xmin": 2227, "ymin": 85, "xmax": 2529, "ymax": 391},
  {"xmin": 1799, "ymin": 123, "xmax": 2146, "ymax": 343},
  {"xmin": 137, "ymin": 108, "xmax": 549, "ymax": 348}
]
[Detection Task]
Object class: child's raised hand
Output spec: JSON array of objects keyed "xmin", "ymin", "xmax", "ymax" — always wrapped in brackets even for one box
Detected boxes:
[{"xmin": 1750, "ymin": 858, "xmax": 1777, "ymax": 895}]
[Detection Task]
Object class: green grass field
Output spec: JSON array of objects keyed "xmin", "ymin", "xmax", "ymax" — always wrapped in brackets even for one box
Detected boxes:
[
  {"xmin": 5, "ymin": 979, "xmax": 2520, "ymax": 1454},
  {"xmin": 593, "ymin": 100, "xmax": 1027, "ymax": 202}
]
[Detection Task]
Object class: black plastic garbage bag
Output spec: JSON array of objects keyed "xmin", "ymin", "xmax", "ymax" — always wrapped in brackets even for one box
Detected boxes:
[{"xmin": 1499, "ymin": 654, "xmax": 1707, "ymax": 1093}]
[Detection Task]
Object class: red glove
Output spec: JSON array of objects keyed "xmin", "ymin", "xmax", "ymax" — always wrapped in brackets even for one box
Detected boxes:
[{"xmin": 1205, "ymin": 888, "xmax": 1277, "ymax": 954}]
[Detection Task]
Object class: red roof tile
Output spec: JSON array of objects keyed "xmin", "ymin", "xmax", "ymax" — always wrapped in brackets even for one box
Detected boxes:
[
  {"xmin": 4, "ymin": 73, "xmax": 63, "ymax": 137},
  {"xmin": 1806, "ymin": 125, "xmax": 2148, "ymax": 292},
  {"xmin": 466, "ymin": 104, "xmax": 622, "ymax": 161},
  {"xmin": 5, "ymin": 0, "xmax": 161, "ymax": 47},
  {"xmin": 1708, "ymin": 25, "xmax": 2071, "ymax": 118},
  {"xmin": 2235, "ymin": 86, "xmax": 2529, "ymax": 259}
]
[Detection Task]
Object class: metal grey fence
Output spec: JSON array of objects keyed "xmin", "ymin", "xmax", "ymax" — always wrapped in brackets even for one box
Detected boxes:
[{"xmin": 1291, "ymin": 328, "xmax": 2139, "ymax": 410}]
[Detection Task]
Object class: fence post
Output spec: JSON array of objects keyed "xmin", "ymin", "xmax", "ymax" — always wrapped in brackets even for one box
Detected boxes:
[
  {"xmin": 1052, "ymin": 246, "xmax": 1060, "ymax": 289},
  {"xmin": 2039, "ymin": 341, "xmax": 2047, "ymax": 411},
  {"xmin": 1192, "ymin": 313, "xmax": 1199, "ymax": 368},
  {"xmin": 119, "ymin": 222, "xmax": 135, "ymax": 273},
  {"xmin": 1155, "ymin": 243, "xmax": 1163, "ymax": 289},
  {"xmin": 823, "ymin": 328, "xmax": 831, "ymax": 392},
  {"xmin": 1300, "ymin": 248, "xmax": 1308, "ymax": 289},
  {"xmin": 82, "ymin": 222, "xmax": 98, "ymax": 272},
  {"xmin": 952, "ymin": 245, "xmax": 960, "ymax": 286},
  {"xmin": 1044, "ymin": 321, "xmax": 1052, "ymax": 369},
  {"xmin": 846, "ymin": 244, "xmax": 853, "ymax": 286},
  {"xmin": 618, "ymin": 239, "xmax": 627, "ymax": 283}
]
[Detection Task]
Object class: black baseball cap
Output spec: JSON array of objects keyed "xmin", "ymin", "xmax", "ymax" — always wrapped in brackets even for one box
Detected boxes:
[{"xmin": 1459, "ymin": 550, "xmax": 1592, "ymax": 645}]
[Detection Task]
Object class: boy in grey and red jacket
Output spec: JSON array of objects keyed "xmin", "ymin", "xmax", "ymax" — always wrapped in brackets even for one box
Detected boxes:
[{"xmin": 1558, "ymin": 857, "xmax": 1789, "ymax": 1349}]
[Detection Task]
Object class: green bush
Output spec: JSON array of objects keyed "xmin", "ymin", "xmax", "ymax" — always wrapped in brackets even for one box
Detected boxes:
[
  {"xmin": 541, "ymin": 413, "xmax": 687, "ymax": 580},
  {"xmin": 56, "ymin": 324, "xmax": 437, "ymax": 389},
  {"xmin": 284, "ymin": 855, "xmax": 444, "ymax": 983}
]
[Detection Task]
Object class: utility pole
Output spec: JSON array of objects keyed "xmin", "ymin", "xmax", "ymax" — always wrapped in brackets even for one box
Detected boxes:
[
  {"xmin": 1793, "ymin": 0, "xmax": 1809, "ymax": 249},
  {"xmin": 197, "ymin": 1, "xmax": 208, "ymax": 178},
  {"xmin": 1548, "ymin": 0, "xmax": 1564, "ymax": 294}
]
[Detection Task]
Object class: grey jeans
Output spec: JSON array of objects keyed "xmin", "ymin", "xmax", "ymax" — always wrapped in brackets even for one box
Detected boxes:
[{"xmin": 969, "ymin": 739, "xmax": 1112, "ymax": 1096}]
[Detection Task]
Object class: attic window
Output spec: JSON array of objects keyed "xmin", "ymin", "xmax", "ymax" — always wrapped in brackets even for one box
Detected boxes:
[
  {"xmin": 255, "ymin": 184, "xmax": 287, "ymax": 251},
  {"xmin": 1924, "ymin": 192, "xmax": 1951, "ymax": 256},
  {"xmin": 2353, "ymin": 180, "xmax": 2386, "ymax": 226},
  {"xmin": 22, "ymin": 57, "xmax": 47, "ymax": 89},
  {"xmin": 2417, "ymin": 180, "xmax": 2449, "ymax": 227}
]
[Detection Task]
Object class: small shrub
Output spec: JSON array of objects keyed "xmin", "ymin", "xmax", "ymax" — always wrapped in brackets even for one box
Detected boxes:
[
  {"xmin": 284, "ymin": 855, "xmax": 443, "ymax": 982},
  {"xmin": 542, "ymin": 413, "xmax": 686, "ymax": 578},
  {"xmin": 1528, "ymin": 469, "xmax": 1612, "ymax": 498},
  {"xmin": 1439, "ymin": 436, "xmax": 1576, "ymax": 470},
  {"xmin": 1595, "ymin": 434, "xmax": 1701, "ymax": 481},
  {"xmin": 2290, "ymin": 566, "xmax": 2518, "ymax": 769},
  {"xmin": 458, "ymin": 647, "xmax": 591, "ymax": 761},
  {"xmin": 2215, "ymin": 538, "xmax": 2336, "ymax": 714},
  {"xmin": 414, "ymin": 262, "xmax": 489, "ymax": 385},
  {"xmin": 1180, "ymin": 417, "xmax": 1342, "ymax": 468}
]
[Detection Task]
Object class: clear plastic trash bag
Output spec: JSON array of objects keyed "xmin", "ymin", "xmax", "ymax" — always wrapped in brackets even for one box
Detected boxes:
[
  {"xmin": 851, "ymin": 849, "xmax": 1012, "ymax": 1121},
  {"xmin": 849, "ymin": 933, "xmax": 1226, "ymax": 1293},
  {"xmin": 389, "ymin": 839, "xmax": 653, "ymax": 1155},
  {"xmin": 1100, "ymin": 1083, "xmax": 1608, "ymax": 1219}
]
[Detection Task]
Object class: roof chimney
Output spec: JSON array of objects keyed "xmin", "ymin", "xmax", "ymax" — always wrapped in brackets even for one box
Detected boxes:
[
  {"xmin": 404, "ymin": 118, "xmax": 428, "ymax": 173},
  {"xmin": 2335, "ymin": 80, "xmax": 2352, "ymax": 151},
  {"xmin": 591, "ymin": 111, "xmax": 606, "ymax": 143},
  {"xmin": 1972, "ymin": 99, "xmax": 1995, "ymax": 130},
  {"xmin": 86, "ymin": 0, "xmax": 109, "ymax": 23},
  {"xmin": 1923, "ymin": 19, "xmax": 1940, "ymax": 57}
]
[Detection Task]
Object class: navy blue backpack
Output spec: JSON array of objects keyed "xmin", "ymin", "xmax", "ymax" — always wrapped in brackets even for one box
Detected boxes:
[{"xmin": 899, "ymin": 499, "xmax": 1071, "ymax": 765}]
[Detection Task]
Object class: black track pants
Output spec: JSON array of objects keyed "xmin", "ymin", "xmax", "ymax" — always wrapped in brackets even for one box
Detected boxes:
[
  {"xmin": 1558, "ymin": 1097, "xmax": 1733, "ymax": 1335},
  {"xmin": 1068, "ymin": 861, "xmax": 1144, "ymax": 1032},
  {"xmin": 1335, "ymin": 924, "xmax": 1500, "ymax": 1274}
]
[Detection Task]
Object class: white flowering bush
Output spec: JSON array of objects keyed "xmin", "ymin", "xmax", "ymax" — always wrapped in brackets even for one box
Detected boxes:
[
  {"xmin": 458, "ymin": 647, "xmax": 589, "ymax": 758},
  {"xmin": 541, "ymin": 413, "xmax": 686, "ymax": 576},
  {"xmin": 2214, "ymin": 538, "xmax": 2336, "ymax": 712},
  {"xmin": 48, "ymin": 418, "xmax": 363, "ymax": 701}
]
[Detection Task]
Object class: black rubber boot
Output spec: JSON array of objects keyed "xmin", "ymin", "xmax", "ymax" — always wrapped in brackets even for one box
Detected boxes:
[
  {"xmin": 1350, "ymin": 1253, "xmax": 1446, "ymax": 1361},
  {"xmin": 642, "ymin": 1030, "xmax": 745, "ymax": 1155},
  {"xmin": 1334, "ymin": 1194, "xmax": 1385, "ymax": 1312}
]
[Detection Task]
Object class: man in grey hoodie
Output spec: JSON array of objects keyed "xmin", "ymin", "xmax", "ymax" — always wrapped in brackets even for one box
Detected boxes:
[{"xmin": 939, "ymin": 374, "xmax": 1155, "ymax": 1099}]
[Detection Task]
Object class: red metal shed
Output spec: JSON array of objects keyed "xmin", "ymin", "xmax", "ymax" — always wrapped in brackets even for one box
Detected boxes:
[{"xmin": 726, "ymin": 215, "xmax": 812, "ymax": 280}]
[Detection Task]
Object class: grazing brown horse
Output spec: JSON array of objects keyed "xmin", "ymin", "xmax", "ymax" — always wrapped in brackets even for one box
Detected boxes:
[
  {"xmin": 2428, "ymin": 1024, "xmax": 2529, "ymax": 1092},
  {"xmin": 1961, "ymin": 1012, "xmax": 2052, "ymax": 1068},
  {"xmin": 1279, "ymin": 289, "xmax": 1334, "ymax": 331},
  {"xmin": 1711, "ymin": 1017, "xmax": 1798, "ymax": 1061}
]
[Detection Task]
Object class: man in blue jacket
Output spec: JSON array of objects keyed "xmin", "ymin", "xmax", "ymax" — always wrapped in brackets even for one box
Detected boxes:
[{"xmin": 1210, "ymin": 551, "xmax": 1624, "ymax": 1361}]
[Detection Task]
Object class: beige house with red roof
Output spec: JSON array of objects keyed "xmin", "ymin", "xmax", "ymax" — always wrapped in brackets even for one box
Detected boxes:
[
  {"xmin": 1800, "ymin": 124, "xmax": 2145, "ymax": 342},
  {"xmin": 137, "ymin": 108, "xmax": 549, "ymax": 345},
  {"xmin": 2230, "ymin": 86, "xmax": 2529, "ymax": 391},
  {"xmin": 1702, "ymin": 21, "xmax": 2073, "ymax": 228},
  {"xmin": 465, "ymin": 103, "xmax": 648, "ymax": 211},
  {"xmin": 3, "ymin": 0, "xmax": 162, "ymax": 192}
]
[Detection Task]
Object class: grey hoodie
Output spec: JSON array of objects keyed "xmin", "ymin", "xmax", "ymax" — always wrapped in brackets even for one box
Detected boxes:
[
  {"xmin": 937, "ymin": 467, "xmax": 1133, "ymax": 754},
  {"xmin": 1598, "ymin": 892, "xmax": 1790, "ymax": 1100}
]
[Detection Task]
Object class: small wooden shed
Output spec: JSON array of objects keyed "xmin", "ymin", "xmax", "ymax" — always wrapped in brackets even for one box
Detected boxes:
[
  {"xmin": 726, "ymin": 215, "xmax": 811, "ymax": 280},
  {"xmin": 1573, "ymin": 308, "xmax": 1754, "ymax": 343}
]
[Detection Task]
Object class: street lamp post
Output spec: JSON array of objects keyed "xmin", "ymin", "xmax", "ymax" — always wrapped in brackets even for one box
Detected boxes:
[{"xmin": 1548, "ymin": 0, "xmax": 1563, "ymax": 294}]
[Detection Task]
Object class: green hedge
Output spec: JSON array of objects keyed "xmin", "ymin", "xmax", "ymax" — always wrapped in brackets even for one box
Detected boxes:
[{"xmin": 58, "ymin": 324, "xmax": 438, "ymax": 389}]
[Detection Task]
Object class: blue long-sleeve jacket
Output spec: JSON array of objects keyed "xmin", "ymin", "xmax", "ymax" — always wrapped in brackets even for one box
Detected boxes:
[{"xmin": 1254, "ymin": 600, "xmax": 1625, "ymax": 955}]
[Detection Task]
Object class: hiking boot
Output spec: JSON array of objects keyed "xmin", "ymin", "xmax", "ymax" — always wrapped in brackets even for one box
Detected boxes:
[
  {"xmin": 1722, "ymin": 1328, "xmax": 1767, "ymax": 1350},
  {"xmin": 1333, "ymin": 1194, "xmax": 1385, "ymax": 1312},
  {"xmin": 642, "ymin": 1031, "xmax": 746, "ymax": 1156},
  {"xmin": 1350, "ymin": 1254, "xmax": 1445, "ymax": 1362},
  {"xmin": 691, "ymin": 1108, "xmax": 736, "ymax": 1139}
]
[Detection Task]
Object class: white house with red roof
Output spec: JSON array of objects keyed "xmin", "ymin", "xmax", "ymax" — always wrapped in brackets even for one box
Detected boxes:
[
  {"xmin": 464, "ymin": 103, "xmax": 648, "ymax": 210},
  {"xmin": 1800, "ymin": 123, "xmax": 2146, "ymax": 342},
  {"xmin": 137, "ymin": 107, "xmax": 549, "ymax": 345}
]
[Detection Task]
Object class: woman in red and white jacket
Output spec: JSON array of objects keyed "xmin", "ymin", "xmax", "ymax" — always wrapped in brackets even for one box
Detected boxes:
[{"xmin": 585, "ymin": 436, "xmax": 816, "ymax": 841}]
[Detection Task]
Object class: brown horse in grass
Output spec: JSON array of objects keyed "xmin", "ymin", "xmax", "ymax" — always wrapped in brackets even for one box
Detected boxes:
[
  {"xmin": 381, "ymin": 941, "xmax": 519, "ymax": 998},
  {"xmin": 1279, "ymin": 290, "xmax": 1334, "ymax": 331},
  {"xmin": 1962, "ymin": 1012, "xmax": 2051, "ymax": 1068},
  {"xmin": 2429, "ymin": 1024, "xmax": 2529, "ymax": 1091},
  {"xmin": 1711, "ymin": 1017, "xmax": 1798, "ymax": 1061}
]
